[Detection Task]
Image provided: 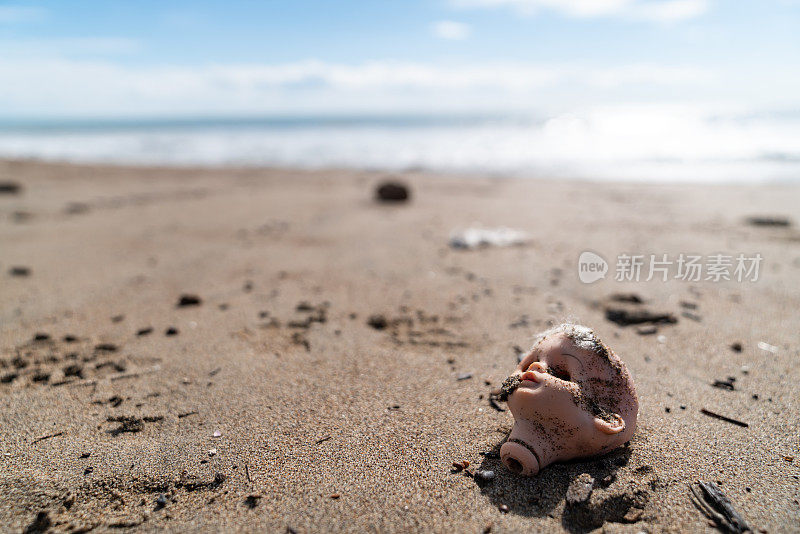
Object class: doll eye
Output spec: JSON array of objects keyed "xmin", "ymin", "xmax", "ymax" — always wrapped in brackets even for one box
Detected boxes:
[{"xmin": 549, "ymin": 367, "xmax": 572, "ymax": 382}]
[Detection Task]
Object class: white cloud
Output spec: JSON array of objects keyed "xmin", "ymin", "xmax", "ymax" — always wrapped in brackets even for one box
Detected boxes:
[
  {"xmin": 634, "ymin": 0, "xmax": 708, "ymax": 22},
  {"xmin": 450, "ymin": 0, "xmax": 709, "ymax": 21},
  {"xmin": 432, "ymin": 20, "xmax": 472, "ymax": 40},
  {"xmin": 0, "ymin": 37, "xmax": 142, "ymax": 57},
  {"xmin": 0, "ymin": 57, "xmax": 714, "ymax": 115},
  {"xmin": 0, "ymin": 5, "xmax": 47, "ymax": 23}
]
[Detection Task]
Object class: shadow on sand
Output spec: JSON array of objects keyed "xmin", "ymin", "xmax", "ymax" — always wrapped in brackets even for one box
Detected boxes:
[{"xmin": 475, "ymin": 436, "xmax": 650, "ymax": 533}]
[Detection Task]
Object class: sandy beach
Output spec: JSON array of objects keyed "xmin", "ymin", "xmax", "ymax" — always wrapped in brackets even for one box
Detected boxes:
[{"xmin": 1, "ymin": 158, "xmax": 799, "ymax": 533}]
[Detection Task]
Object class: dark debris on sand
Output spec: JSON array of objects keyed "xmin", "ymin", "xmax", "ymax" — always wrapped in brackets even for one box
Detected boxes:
[
  {"xmin": 745, "ymin": 215, "xmax": 791, "ymax": 227},
  {"xmin": 177, "ymin": 294, "xmax": 202, "ymax": 307},
  {"xmin": 690, "ymin": 481, "xmax": 751, "ymax": 533},
  {"xmin": 9, "ymin": 266, "xmax": 31, "ymax": 277},
  {"xmin": 0, "ymin": 181, "xmax": 22, "ymax": 195},
  {"xmin": 375, "ymin": 180, "xmax": 410, "ymax": 203},
  {"xmin": 605, "ymin": 307, "xmax": 677, "ymax": 327}
]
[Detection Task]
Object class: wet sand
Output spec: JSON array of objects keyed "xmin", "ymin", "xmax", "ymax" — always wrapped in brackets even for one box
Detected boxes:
[{"xmin": 1, "ymin": 159, "xmax": 799, "ymax": 532}]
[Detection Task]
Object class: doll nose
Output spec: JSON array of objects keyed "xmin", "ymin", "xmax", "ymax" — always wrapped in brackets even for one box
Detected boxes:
[{"xmin": 526, "ymin": 361, "xmax": 546, "ymax": 373}]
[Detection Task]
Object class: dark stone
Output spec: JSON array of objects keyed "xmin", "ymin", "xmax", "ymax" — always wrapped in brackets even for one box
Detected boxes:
[
  {"xmin": 9, "ymin": 266, "xmax": 31, "ymax": 277},
  {"xmin": 0, "ymin": 182, "xmax": 21, "ymax": 195},
  {"xmin": 745, "ymin": 215, "xmax": 791, "ymax": 227},
  {"xmin": 177, "ymin": 294, "xmax": 202, "ymax": 307},
  {"xmin": 605, "ymin": 307, "xmax": 677, "ymax": 326},
  {"xmin": 367, "ymin": 314, "xmax": 388, "ymax": 330},
  {"xmin": 375, "ymin": 181, "xmax": 410, "ymax": 203}
]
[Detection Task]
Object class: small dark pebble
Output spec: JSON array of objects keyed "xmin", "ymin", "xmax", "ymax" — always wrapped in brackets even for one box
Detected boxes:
[
  {"xmin": 665, "ymin": 407, "xmax": 671, "ymax": 413},
  {"xmin": 636, "ymin": 325, "xmax": 657, "ymax": 335},
  {"xmin": 752, "ymin": 394, "xmax": 759, "ymax": 400},
  {"xmin": 155, "ymin": 494, "xmax": 168, "ymax": 510},
  {"xmin": 136, "ymin": 327, "xmax": 153, "ymax": 336},
  {"xmin": 95, "ymin": 343, "xmax": 118, "ymax": 352},
  {"xmin": 730, "ymin": 342, "xmax": 743, "ymax": 352},
  {"xmin": 605, "ymin": 307, "xmax": 677, "ymax": 326},
  {"xmin": 177, "ymin": 294, "xmax": 202, "ymax": 307},
  {"xmin": 63, "ymin": 364, "xmax": 83, "ymax": 378},
  {"xmin": 681, "ymin": 311, "xmax": 702, "ymax": 322},
  {"xmin": 63, "ymin": 335, "xmax": 78, "ymax": 343},
  {"xmin": 474, "ymin": 470, "xmax": 495, "ymax": 486},
  {"xmin": 165, "ymin": 327, "xmax": 179, "ymax": 336},
  {"xmin": 9, "ymin": 266, "xmax": 31, "ymax": 277},
  {"xmin": 80, "ymin": 452, "xmax": 91, "ymax": 458},
  {"xmin": 456, "ymin": 372, "xmax": 473, "ymax": 381},
  {"xmin": 0, "ymin": 182, "xmax": 22, "ymax": 195},
  {"xmin": 31, "ymin": 370, "xmax": 50, "ymax": 382},
  {"xmin": 498, "ymin": 504, "xmax": 509, "ymax": 513},
  {"xmin": 375, "ymin": 181, "xmax": 410, "ymax": 203},
  {"xmin": 367, "ymin": 314, "xmax": 388, "ymax": 330},
  {"xmin": 84, "ymin": 467, "xmax": 94, "ymax": 475},
  {"xmin": 452, "ymin": 460, "xmax": 469, "ymax": 471},
  {"xmin": 33, "ymin": 333, "xmax": 50, "ymax": 341},
  {"xmin": 746, "ymin": 215, "xmax": 791, "ymax": 227},
  {"xmin": 111, "ymin": 315, "xmax": 125, "ymax": 323}
]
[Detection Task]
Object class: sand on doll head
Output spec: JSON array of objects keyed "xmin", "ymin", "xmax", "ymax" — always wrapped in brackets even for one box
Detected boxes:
[{"xmin": 499, "ymin": 323, "xmax": 638, "ymax": 476}]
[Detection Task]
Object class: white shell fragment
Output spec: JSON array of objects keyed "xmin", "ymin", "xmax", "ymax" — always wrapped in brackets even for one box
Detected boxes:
[{"xmin": 449, "ymin": 226, "xmax": 531, "ymax": 250}]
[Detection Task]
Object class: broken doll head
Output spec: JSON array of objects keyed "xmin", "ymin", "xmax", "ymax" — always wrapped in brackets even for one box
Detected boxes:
[{"xmin": 498, "ymin": 323, "xmax": 638, "ymax": 476}]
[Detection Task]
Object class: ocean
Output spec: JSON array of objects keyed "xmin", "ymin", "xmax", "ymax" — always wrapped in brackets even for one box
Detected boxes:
[{"xmin": 1, "ymin": 106, "xmax": 798, "ymax": 182}]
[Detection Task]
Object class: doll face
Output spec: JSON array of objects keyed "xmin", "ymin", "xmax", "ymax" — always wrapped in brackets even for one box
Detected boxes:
[{"xmin": 500, "ymin": 328, "xmax": 637, "ymax": 476}]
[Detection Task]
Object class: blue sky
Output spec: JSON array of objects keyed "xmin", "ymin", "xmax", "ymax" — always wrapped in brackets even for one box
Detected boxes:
[{"xmin": 1, "ymin": 0, "xmax": 799, "ymax": 116}]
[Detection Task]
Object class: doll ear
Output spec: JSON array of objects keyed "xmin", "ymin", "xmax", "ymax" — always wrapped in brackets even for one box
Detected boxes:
[{"xmin": 594, "ymin": 414, "xmax": 625, "ymax": 435}]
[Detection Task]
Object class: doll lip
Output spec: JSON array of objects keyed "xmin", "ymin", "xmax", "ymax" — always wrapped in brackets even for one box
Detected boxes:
[{"xmin": 519, "ymin": 370, "xmax": 541, "ymax": 384}]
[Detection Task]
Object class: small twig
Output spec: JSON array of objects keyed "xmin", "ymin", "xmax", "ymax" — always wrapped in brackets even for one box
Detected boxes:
[
  {"xmin": 700, "ymin": 409, "xmax": 749, "ymax": 428},
  {"xmin": 315, "ymin": 435, "xmax": 332, "ymax": 445},
  {"xmin": 31, "ymin": 432, "xmax": 64, "ymax": 444},
  {"xmin": 245, "ymin": 462, "xmax": 252, "ymax": 483},
  {"xmin": 690, "ymin": 481, "xmax": 752, "ymax": 533},
  {"xmin": 177, "ymin": 411, "xmax": 199, "ymax": 418},
  {"xmin": 488, "ymin": 397, "xmax": 506, "ymax": 412}
]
